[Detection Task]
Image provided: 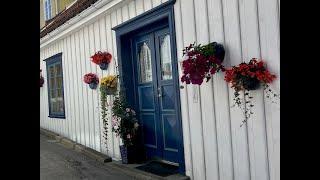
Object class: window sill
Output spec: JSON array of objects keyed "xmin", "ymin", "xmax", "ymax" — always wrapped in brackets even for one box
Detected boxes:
[{"xmin": 48, "ymin": 115, "xmax": 65, "ymax": 119}]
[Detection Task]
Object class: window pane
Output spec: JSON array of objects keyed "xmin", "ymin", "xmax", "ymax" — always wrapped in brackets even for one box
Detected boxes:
[
  {"xmin": 56, "ymin": 77, "xmax": 62, "ymax": 88},
  {"xmin": 57, "ymin": 88, "xmax": 62, "ymax": 98},
  {"xmin": 49, "ymin": 77, "xmax": 55, "ymax": 89},
  {"xmin": 160, "ymin": 35, "xmax": 172, "ymax": 80},
  {"xmin": 58, "ymin": 101, "xmax": 64, "ymax": 113},
  {"xmin": 138, "ymin": 42, "xmax": 153, "ymax": 83},
  {"xmin": 49, "ymin": 66, "xmax": 55, "ymax": 77},
  {"xmin": 55, "ymin": 63, "xmax": 62, "ymax": 76}
]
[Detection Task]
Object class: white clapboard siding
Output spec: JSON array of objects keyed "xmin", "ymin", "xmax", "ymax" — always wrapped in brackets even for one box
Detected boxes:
[
  {"xmin": 239, "ymin": 0, "xmax": 270, "ymax": 179},
  {"xmin": 143, "ymin": 0, "xmax": 152, "ymax": 11},
  {"xmin": 40, "ymin": 1, "xmax": 280, "ymax": 180},
  {"xmin": 194, "ymin": 0, "xmax": 220, "ymax": 180},
  {"xmin": 257, "ymin": 0, "xmax": 280, "ymax": 180},
  {"xmin": 222, "ymin": 0, "xmax": 252, "ymax": 179},
  {"xmin": 179, "ymin": 1, "xmax": 206, "ymax": 180},
  {"xmin": 152, "ymin": 0, "xmax": 161, "ymax": 7},
  {"xmin": 173, "ymin": 1, "xmax": 193, "ymax": 178}
]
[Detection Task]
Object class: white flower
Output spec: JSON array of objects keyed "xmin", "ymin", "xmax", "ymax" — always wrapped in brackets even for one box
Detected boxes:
[{"xmin": 134, "ymin": 122, "xmax": 139, "ymax": 129}]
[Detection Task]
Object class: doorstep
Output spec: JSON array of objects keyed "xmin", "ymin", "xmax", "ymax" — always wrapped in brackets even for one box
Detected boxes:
[{"xmin": 107, "ymin": 160, "xmax": 190, "ymax": 180}]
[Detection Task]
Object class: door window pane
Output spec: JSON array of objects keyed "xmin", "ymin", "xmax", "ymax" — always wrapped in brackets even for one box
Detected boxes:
[
  {"xmin": 160, "ymin": 35, "xmax": 172, "ymax": 80},
  {"xmin": 138, "ymin": 42, "xmax": 153, "ymax": 83}
]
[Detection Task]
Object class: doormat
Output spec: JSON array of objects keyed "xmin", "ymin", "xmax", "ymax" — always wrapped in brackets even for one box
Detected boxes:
[{"xmin": 135, "ymin": 161, "xmax": 179, "ymax": 177}]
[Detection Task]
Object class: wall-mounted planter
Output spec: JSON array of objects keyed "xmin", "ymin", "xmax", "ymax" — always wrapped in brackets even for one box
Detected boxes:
[
  {"xmin": 83, "ymin": 73, "xmax": 99, "ymax": 90},
  {"xmin": 99, "ymin": 63, "xmax": 109, "ymax": 70},
  {"xmin": 91, "ymin": 51, "xmax": 112, "ymax": 71},
  {"xmin": 89, "ymin": 82, "xmax": 98, "ymax": 89}
]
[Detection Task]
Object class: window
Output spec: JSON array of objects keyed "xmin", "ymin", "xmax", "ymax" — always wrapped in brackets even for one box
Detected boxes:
[
  {"xmin": 44, "ymin": 0, "xmax": 52, "ymax": 20},
  {"xmin": 45, "ymin": 53, "xmax": 65, "ymax": 118}
]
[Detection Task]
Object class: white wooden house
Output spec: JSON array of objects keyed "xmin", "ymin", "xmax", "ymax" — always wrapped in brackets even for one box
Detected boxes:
[{"xmin": 40, "ymin": 0, "xmax": 280, "ymax": 179}]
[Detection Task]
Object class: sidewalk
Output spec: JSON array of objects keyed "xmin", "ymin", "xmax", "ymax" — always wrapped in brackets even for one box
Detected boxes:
[{"xmin": 40, "ymin": 128, "xmax": 189, "ymax": 180}]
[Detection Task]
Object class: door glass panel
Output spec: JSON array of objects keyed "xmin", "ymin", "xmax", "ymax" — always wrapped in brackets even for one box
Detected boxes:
[
  {"xmin": 160, "ymin": 35, "xmax": 172, "ymax": 80},
  {"xmin": 138, "ymin": 42, "xmax": 153, "ymax": 83}
]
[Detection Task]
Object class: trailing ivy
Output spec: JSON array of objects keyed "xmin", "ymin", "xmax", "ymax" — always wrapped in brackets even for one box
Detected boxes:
[{"xmin": 100, "ymin": 85, "xmax": 108, "ymax": 151}]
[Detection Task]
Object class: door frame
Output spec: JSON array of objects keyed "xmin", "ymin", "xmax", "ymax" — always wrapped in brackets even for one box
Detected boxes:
[{"xmin": 113, "ymin": 0, "xmax": 185, "ymax": 174}]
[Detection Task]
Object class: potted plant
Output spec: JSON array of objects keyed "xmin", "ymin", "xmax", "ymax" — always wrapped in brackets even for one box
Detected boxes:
[
  {"xmin": 181, "ymin": 42, "xmax": 226, "ymax": 85},
  {"xmin": 100, "ymin": 75, "xmax": 118, "ymax": 95},
  {"xmin": 83, "ymin": 73, "xmax": 99, "ymax": 89},
  {"xmin": 100, "ymin": 75, "xmax": 118, "ymax": 149},
  {"xmin": 90, "ymin": 51, "xmax": 112, "ymax": 70},
  {"xmin": 40, "ymin": 69, "xmax": 44, "ymax": 87},
  {"xmin": 224, "ymin": 58, "xmax": 279, "ymax": 126},
  {"xmin": 111, "ymin": 95, "xmax": 139, "ymax": 164}
]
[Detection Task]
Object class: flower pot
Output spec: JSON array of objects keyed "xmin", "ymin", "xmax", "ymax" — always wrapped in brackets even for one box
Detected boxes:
[
  {"xmin": 99, "ymin": 63, "xmax": 109, "ymax": 70},
  {"xmin": 40, "ymin": 77, "xmax": 44, "ymax": 87},
  {"xmin": 243, "ymin": 78, "xmax": 260, "ymax": 90},
  {"xmin": 89, "ymin": 82, "xmax": 98, "ymax": 89},
  {"xmin": 120, "ymin": 145, "xmax": 136, "ymax": 164},
  {"xmin": 105, "ymin": 87, "xmax": 117, "ymax": 95},
  {"xmin": 210, "ymin": 42, "xmax": 225, "ymax": 63}
]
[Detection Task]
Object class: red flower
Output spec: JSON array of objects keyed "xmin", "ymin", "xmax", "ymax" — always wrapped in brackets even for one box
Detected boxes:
[
  {"xmin": 83, "ymin": 73, "xmax": 99, "ymax": 84},
  {"xmin": 180, "ymin": 43, "xmax": 225, "ymax": 85},
  {"xmin": 91, "ymin": 51, "xmax": 112, "ymax": 65},
  {"xmin": 224, "ymin": 58, "xmax": 276, "ymax": 91}
]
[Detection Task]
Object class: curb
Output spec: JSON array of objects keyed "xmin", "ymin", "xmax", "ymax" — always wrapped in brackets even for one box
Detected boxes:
[{"xmin": 40, "ymin": 128, "xmax": 111, "ymax": 163}]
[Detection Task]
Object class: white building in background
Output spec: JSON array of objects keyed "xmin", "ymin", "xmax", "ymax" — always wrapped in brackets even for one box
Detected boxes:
[{"xmin": 40, "ymin": 0, "xmax": 280, "ymax": 179}]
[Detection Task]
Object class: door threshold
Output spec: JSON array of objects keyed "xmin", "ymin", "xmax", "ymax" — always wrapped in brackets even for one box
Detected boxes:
[{"xmin": 157, "ymin": 159, "xmax": 179, "ymax": 167}]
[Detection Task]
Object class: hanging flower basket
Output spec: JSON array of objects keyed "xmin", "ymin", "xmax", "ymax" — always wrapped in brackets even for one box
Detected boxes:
[
  {"xmin": 100, "ymin": 75, "xmax": 118, "ymax": 95},
  {"xmin": 89, "ymin": 82, "xmax": 98, "ymax": 89},
  {"xmin": 90, "ymin": 51, "xmax": 112, "ymax": 70},
  {"xmin": 181, "ymin": 42, "xmax": 226, "ymax": 85},
  {"xmin": 40, "ymin": 76, "xmax": 44, "ymax": 87},
  {"xmin": 83, "ymin": 73, "xmax": 99, "ymax": 89},
  {"xmin": 224, "ymin": 58, "xmax": 279, "ymax": 126},
  {"xmin": 40, "ymin": 69, "xmax": 44, "ymax": 87},
  {"xmin": 99, "ymin": 62, "xmax": 109, "ymax": 70}
]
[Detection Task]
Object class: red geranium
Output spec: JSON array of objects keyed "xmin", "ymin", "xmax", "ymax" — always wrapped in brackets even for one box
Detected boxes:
[
  {"xmin": 224, "ymin": 58, "xmax": 278, "ymax": 126},
  {"xmin": 83, "ymin": 73, "xmax": 99, "ymax": 84},
  {"xmin": 224, "ymin": 58, "xmax": 276, "ymax": 91},
  {"xmin": 181, "ymin": 42, "xmax": 225, "ymax": 85},
  {"xmin": 91, "ymin": 51, "xmax": 112, "ymax": 65}
]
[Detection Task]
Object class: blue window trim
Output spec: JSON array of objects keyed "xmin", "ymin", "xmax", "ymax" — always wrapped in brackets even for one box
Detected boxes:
[
  {"xmin": 113, "ymin": 0, "xmax": 186, "ymax": 175},
  {"xmin": 44, "ymin": 53, "xmax": 66, "ymax": 119}
]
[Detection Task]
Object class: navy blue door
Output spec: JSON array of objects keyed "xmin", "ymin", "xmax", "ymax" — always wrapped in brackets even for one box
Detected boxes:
[{"xmin": 132, "ymin": 27, "xmax": 180, "ymax": 164}]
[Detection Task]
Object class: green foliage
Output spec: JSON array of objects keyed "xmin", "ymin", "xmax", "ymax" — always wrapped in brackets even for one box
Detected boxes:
[
  {"xmin": 111, "ymin": 94, "xmax": 139, "ymax": 147},
  {"xmin": 100, "ymin": 85, "xmax": 108, "ymax": 151}
]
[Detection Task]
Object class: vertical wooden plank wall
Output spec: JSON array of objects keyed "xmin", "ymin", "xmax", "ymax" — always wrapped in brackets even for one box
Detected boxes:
[
  {"xmin": 40, "ymin": 0, "xmax": 280, "ymax": 179},
  {"xmin": 40, "ymin": 0, "xmax": 172, "ymax": 160},
  {"xmin": 174, "ymin": 0, "xmax": 280, "ymax": 179}
]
